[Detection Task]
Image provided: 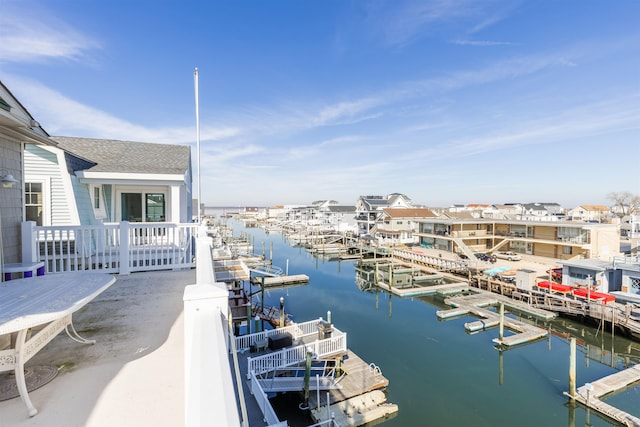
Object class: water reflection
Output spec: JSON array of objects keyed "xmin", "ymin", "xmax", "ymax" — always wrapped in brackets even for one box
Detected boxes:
[{"xmin": 221, "ymin": 214, "xmax": 639, "ymax": 427}]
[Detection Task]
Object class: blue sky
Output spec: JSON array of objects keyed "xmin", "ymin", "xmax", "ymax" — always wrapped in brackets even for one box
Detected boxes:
[{"xmin": 1, "ymin": 0, "xmax": 639, "ymax": 208}]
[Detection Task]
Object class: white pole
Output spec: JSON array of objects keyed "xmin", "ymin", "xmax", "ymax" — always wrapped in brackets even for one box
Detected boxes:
[
  {"xmin": 316, "ymin": 374, "xmax": 320, "ymax": 411},
  {"xmin": 194, "ymin": 68, "xmax": 202, "ymax": 224}
]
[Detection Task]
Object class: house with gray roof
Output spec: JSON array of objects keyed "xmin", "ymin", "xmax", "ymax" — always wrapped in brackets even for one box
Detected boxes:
[
  {"xmin": 1, "ymin": 81, "xmax": 53, "ymax": 267},
  {"xmin": 24, "ymin": 136, "xmax": 192, "ymax": 225}
]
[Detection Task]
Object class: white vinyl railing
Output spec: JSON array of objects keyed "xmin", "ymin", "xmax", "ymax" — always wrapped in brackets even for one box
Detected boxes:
[
  {"xmin": 183, "ymin": 235, "xmax": 243, "ymax": 427},
  {"xmin": 22, "ymin": 221, "xmax": 197, "ymax": 275},
  {"xmin": 249, "ymin": 371, "xmax": 284, "ymax": 426},
  {"xmin": 247, "ymin": 331, "xmax": 347, "ymax": 377},
  {"xmin": 234, "ymin": 318, "xmax": 321, "ymax": 351}
]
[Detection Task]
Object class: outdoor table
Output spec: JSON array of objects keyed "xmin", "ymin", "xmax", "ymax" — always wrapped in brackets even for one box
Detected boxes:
[{"xmin": 0, "ymin": 272, "xmax": 116, "ymax": 416}]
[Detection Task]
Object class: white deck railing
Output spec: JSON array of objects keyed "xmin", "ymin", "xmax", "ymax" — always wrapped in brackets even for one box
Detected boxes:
[
  {"xmin": 22, "ymin": 221, "xmax": 197, "ymax": 275},
  {"xmin": 183, "ymin": 235, "xmax": 242, "ymax": 427},
  {"xmin": 247, "ymin": 330, "xmax": 347, "ymax": 377},
  {"xmin": 234, "ymin": 318, "xmax": 321, "ymax": 351},
  {"xmin": 249, "ymin": 371, "xmax": 285, "ymax": 426}
]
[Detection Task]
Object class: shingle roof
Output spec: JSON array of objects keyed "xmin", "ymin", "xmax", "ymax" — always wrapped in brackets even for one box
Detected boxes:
[
  {"xmin": 50, "ymin": 136, "xmax": 190, "ymax": 175},
  {"xmin": 384, "ymin": 208, "xmax": 437, "ymax": 218},
  {"xmin": 579, "ymin": 205, "xmax": 610, "ymax": 211},
  {"xmin": 328, "ymin": 205, "xmax": 356, "ymax": 213}
]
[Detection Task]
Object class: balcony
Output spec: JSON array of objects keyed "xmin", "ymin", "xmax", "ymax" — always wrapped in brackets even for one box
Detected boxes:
[{"xmin": 0, "ymin": 230, "xmax": 254, "ymax": 426}]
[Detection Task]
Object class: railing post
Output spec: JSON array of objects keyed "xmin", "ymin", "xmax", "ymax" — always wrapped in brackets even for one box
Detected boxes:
[
  {"xmin": 21, "ymin": 221, "xmax": 38, "ymax": 263},
  {"xmin": 119, "ymin": 221, "xmax": 130, "ymax": 275}
]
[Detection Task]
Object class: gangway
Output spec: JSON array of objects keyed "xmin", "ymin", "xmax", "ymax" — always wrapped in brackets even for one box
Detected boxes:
[
  {"xmin": 256, "ymin": 363, "xmax": 344, "ymax": 392},
  {"xmin": 256, "ymin": 376, "xmax": 342, "ymax": 392},
  {"xmin": 249, "ymin": 264, "xmax": 283, "ymax": 277}
]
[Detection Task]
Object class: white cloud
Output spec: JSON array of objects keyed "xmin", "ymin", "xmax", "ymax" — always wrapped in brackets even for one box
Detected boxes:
[
  {"xmin": 367, "ymin": 0, "xmax": 519, "ymax": 47},
  {"xmin": 4, "ymin": 75, "xmax": 238, "ymax": 144},
  {"xmin": 0, "ymin": 3, "xmax": 99, "ymax": 63}
]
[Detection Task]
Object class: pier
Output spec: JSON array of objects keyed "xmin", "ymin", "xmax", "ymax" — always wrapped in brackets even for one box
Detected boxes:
[
  {"xmin": 437, "ymin": 290, "xmax": 555, "ymax": 347},
  {"xmin": 566, "ymin": 364, "xmax": 640, "ymax": 426}
]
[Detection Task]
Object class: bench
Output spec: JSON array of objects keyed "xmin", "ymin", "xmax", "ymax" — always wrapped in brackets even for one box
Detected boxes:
[{"xmin": 3, "ymin": 261, "xmax": 45, "ymax": 281}]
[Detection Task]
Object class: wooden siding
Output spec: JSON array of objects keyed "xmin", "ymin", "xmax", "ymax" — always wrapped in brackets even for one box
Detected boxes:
[{"xmin": 0, "ymin": 136, "xmax": 23, "ymax": 263}]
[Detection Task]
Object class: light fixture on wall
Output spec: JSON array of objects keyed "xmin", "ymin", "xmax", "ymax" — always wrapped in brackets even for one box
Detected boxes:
[{"xmin": 1, "ymin": 169, "xmax": 18, "ymax": 189}]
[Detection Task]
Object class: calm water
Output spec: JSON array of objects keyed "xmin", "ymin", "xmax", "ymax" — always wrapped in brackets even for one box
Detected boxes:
[{"xmin": 226, "ymin": 217, "xmax": 640, "ymax": 427}]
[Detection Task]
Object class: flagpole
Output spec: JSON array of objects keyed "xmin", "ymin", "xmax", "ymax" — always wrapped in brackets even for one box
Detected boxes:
[{"xmin": 194, "ymin": 67, "xmax": 201, "ymax": 223}]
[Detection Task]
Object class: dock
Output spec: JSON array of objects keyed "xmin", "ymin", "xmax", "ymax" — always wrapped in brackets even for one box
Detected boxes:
[
  {"xmin": 566, "ymin": 364, "xmax": 640, "ymax": 426},
  {"xmin": 308, "ymin": 350, "xmax": 396, "ymax": 426},
  {"xmin": 310, "ymin": 390, "xmax": 398, "ymax": 426},
  {"xmin": 250, "ymin": 274, "xmax": 310, "ymax": 287},
  {"xmin": 436, "ymin": 290, "xmax": 555, "ymax": 347},
  {"xmin": 233, "ymin": 318, "xmax": 397, "ymax": 427},
  {"xmin": 308, "ymin": 350, "xmax": 389, "ymax": 409},
  {"xmin": 378, "ymin": 280, "xmax": 470, "ymax": 297}
]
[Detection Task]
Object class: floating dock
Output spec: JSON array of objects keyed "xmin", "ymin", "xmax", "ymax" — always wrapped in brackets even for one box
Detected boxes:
[
  {"xmin": 308, "ymin": 350, "xmax": 395, "ymax": 426},
  {"xmin": 436, "ymin": 290, "xmax": 555, "ymax": 347},
  {"xmin": 250, "ymin": 274, "xmax": 309, "ymax": 287},
  {"xmin": 566, "ymin": 364, "xmax": 640, "ymax": 426},
  {"xmin": 378, "ymin": 281, "xmax": 470, "ymax": 297},
  {"xmin": 233, "ymin": 318, "xmax": 397, "ymax": 427},
  {"xmin": 310, "ymin": 390, "xmax": 398, "ymax": 426}
]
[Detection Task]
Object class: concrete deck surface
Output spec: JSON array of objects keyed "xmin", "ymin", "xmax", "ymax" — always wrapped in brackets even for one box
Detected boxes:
[{"xmin": 0, "ymin": 269, "xmax": 195, "ymax": 427}]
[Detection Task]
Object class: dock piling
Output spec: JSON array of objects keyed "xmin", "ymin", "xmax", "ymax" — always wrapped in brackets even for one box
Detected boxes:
[
  {"xmin": 279, "ymin": 297, "xmax": 285, "ymax": 328},
  {"xmin": 499, "ymin": 303, "xmax": 504, "ymax": 342},
  {"xmin": 569, "ymin": 338, "xmax": 576, "ymax": 399}
]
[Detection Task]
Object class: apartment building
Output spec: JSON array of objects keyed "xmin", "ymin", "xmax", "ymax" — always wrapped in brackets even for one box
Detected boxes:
[{"xmin": 414, "ymin": 217, "xmax": 620, "ymax": 261}]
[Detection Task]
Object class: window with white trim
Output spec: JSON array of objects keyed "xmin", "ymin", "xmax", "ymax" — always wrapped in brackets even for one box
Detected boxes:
[{"xmin": 25, "ymin": 182, "xmax": 43, "ymax": 226}]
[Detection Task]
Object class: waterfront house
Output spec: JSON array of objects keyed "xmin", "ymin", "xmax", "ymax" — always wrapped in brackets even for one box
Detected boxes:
[
  {"xmin": 322, "ymin": 204, "xmax": 357, "ymax": 234},
  {"xmin": 355, "ymin": 193, "xmax": 414, "ymax": 236},
  {"xmin": 0, "ymin": 81, "xmax": 53, "ymax": 266},
  {"xmin": 24, "ymin": 136, "xmax": 193, "ymax": 225},
  {"xmin": 373, "ymin": 207, "xmax": 437, "ymax": 246}
]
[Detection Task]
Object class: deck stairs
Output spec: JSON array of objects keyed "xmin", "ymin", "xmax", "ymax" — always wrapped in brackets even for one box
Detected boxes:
[
  {"xmin": 486, "ymin": 239, "xmax": 510, "ymax": 253},
  {"xmin": 452, "ymin": 237, "xmax": 475, "ymax": 259}
]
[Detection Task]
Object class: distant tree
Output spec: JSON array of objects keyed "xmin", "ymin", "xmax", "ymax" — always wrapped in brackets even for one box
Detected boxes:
[{"xmin": 607, "ymin": 191, "xmax": 640, "ymax": 217}]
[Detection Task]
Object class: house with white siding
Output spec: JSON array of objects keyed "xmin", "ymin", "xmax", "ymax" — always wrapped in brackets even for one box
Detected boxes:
[
  {"xmin": 24, "ymin": 136, "xmax": 192, "ymax": 226},
  {"xmin": 568, "ymin": 205, "xmax": 611, "ymax": 223},
  {"xmin": 355, "ymin": 193, "xmax": 413, "ymax": 236}
]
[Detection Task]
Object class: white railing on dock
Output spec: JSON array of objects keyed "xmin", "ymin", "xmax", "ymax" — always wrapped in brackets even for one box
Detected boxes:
[
  {"xmin": 249, "ymin": 371, "xmax": 284, "ymax": 426},
  {"xmin": 235, "ymin": 318, "xmax": 322, "ymax": 351},
  {"xmin": 247, "ymin": 331, "xmax": 347, "ymax": 377},
  {"xmin": 22, "ymin": 221, "xmax": 197, "ymax": 275}
]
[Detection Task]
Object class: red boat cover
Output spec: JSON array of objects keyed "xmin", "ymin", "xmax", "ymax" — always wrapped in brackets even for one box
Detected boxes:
[
  {"xmin": 537, "ymin": 281, "xmax": 572, "ymax": 293},
  {"xmin": 572, "ymin": 288, "xmax": 616, "ymax": 303}
]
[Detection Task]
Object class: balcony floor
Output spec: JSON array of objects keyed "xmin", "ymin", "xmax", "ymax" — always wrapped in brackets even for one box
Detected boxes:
[{"xmin": 0, "ymin": 269, "xmax": 195, "ymax": 427}]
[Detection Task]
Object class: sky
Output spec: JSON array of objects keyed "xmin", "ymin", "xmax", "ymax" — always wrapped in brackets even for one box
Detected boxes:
[{"xmin": 1, "ymin": 0, "xmax": 639, "ymax": 208}]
